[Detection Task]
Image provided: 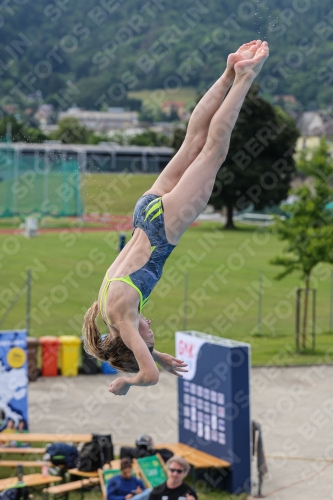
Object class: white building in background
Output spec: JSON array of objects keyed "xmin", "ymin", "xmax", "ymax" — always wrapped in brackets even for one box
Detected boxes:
[
  {"xmin": 58, "ymin": 107, "xmax": 139, "ymax": 133},
  {"xmin": 296, "ymin": 111, "xmax": 333, "ymax": 151},
  {"xmin": 34, "ymin": 104, "xmax": 54, "ymax": 127}
]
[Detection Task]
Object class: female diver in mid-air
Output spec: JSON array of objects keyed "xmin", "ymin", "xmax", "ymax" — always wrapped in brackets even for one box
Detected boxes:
[{"xmin": 83, "ymin": 40, "xmax": 269, "ymax": 396}]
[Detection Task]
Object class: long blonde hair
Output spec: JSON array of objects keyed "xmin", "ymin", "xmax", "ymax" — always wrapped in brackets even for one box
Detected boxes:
[{"xmin": 82, "ymin": 301, "xmax": 139, "ymax": 373}]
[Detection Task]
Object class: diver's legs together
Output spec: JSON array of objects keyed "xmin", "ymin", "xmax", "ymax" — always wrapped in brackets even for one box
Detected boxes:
[
  {"xmin": 145, "ymin": 41, "xmax": 262, "ymax": 198},
  {"xmin": 161, "ymin": 41, "xmax": 269, "ymax": 245},
  {"xmin": 145, "ymin": 68, "xmax": 234, "ymax": 197}
]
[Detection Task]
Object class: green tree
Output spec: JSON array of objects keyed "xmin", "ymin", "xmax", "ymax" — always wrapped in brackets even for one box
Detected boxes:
[
  {"xmin": 129, "ymin": 130, "xmax": 170, "ymax": 147},
  {"xmin": 0, "ymin": 116, "xmax": 47, "ymax": 143},
  {"xmin": 171, "ymin": 125, "xmax": 187, "ymax": 152},
  {"xmin": 270, "ymin": 138, "xmax": 333, "ymax": 350},
  {"xmin": 2, "ymin": 0, "xmax": 333, "ymax": 109},
  {"xmin": 51, "ymin": 117, "xmax": 91, "ymax": 144},
  {"xmin": 87, "ymin": 132, "xmax": 110, "ymax": 145},
  {"xmin": 107, "ymin": 129, "xmax": 170, "ymax": 147},
  {"xmin": 139, "ymin": 108, "xmax": 155, "ymax": 123},
  {"xmin": 107, "ymin": 131, "xmax": 129, "ymax": 145},
  {"xmin": 209, "ymin": 85, "xmax": 299, "ymax": 228}
]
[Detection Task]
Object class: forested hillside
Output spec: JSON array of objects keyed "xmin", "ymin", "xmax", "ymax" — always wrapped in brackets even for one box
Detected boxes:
[{"xmin": 2, "ymin": 0, "xmax": 333, "ymax": 111}]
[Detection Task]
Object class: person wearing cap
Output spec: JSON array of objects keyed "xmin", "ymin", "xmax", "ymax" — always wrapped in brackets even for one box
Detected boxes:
[
  {"xmin": 107, "ymin": 458, "xmax": 151, "ymax": 500},
  {"xmin": 149, "ymin": 456, "xmax": 197, "ymax": 500}
]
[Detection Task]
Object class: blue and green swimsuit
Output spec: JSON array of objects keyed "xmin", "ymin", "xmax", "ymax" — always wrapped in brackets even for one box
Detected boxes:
[{"xmin": 100, "ymin": 194, "xmax": 176, "ymax": 321}]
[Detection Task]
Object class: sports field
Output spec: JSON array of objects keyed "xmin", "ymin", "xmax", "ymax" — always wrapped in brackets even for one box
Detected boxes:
[
  {"xmin": 128, "ymin": 87, "xmax": 197, "ymax": 108},
  {"xmin": 1, "ymin": 220, "xmax": 332, "ymax": 365},
  {"xmin": 81, "ymin": 173, "xmax": 160, "ymax": 215}
]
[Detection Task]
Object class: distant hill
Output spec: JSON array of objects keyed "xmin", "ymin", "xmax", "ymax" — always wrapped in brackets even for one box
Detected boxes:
[{"xmin": 2, "ymin": 0, "xmax": 333, "ymax": 111}]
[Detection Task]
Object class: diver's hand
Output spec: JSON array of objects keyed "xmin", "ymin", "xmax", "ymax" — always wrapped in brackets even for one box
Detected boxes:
[
  {"xmin": 156, "ymin": 352, "xmax": 188, "ymax": 377},
  {"xmin": 108, "ymin": 377, "xmax": 131, "ymax": 396}
]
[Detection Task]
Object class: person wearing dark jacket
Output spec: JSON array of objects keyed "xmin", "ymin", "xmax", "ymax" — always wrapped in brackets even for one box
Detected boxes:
[
  {"xmin": 149, "ymin": 456, "xmax": 197, "ymax": 500},
  {"xmin": 107, "ymin": 458, "xmax": 151, "ymax": 500}
]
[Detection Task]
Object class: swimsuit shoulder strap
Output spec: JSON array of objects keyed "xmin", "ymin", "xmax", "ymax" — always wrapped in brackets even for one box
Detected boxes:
[
  {"xmin": 100, "ymin": 273, "xmax": 146, "ymax": 322},
  {"xmin": 99, "ymin": 272, "xmax": 113, "ymax": 328},
  {"xmin": 108, "ymin": 275, "xmax": 145, "ymax": 313}
]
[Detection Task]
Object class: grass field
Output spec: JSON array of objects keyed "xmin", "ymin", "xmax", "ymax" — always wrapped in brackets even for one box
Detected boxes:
[
  {"xmin": 1, "ymin": 219, "xmax": 333, "ymax": 365},
  {"xmin": 1, "ymin": 173, "xmax": 333, "ymax": 365},
  {"xmin": 81, "ymin": 173, "xmax": 159, "ymax": 215},
  {"xmin": 0, "ymin": 174, "xmax": 159, "ymax": 229},
  {"xmin": 128, "ymin": 87, "xmax": 197, "ymax": 108}
]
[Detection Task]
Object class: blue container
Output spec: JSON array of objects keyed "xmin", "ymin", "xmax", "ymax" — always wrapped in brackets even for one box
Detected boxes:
[
  {"xmin": 101, "ymin": 361, "xmax": 117, "ymax": 374},
  {"xmin": 118, "ymin": 233, "xmax": 126, "ymax": 252}
]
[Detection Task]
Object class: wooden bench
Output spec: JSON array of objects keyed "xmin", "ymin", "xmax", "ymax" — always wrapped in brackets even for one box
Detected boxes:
[
  {"xmin": 0, "ymin": 446, "xmax": 46, "ymax": 455},
  {"xmin": 68, "ymin": 460, "xmax": 121, "ymax": 479},
  {"xmin": 110, "ymin": 459, "xmax": 121, "ymax": 469},
  {"xmin": 0, "ymin": 460, "xmax": 52, "ymax": 468},
  {"xmin": 0, "ymin": 473, "xmax": 62, "ymax": 492},
  {"xmin": 156, "ymin": 443, "xmax": 231, "ymax": 469},
  {"xmin": 156, "ymin": 443, "xmax": 231, "ymax": 484},
  {"xmin": 43, "ymin": 477, "xmax": 100, "ymax": 499},
  {"xmin": 67, "ymin": 469, "xmax": 98, "ymax": 479},
  {"xmin": 0, "ymin": 433, "xmax": 91, "ymax": 444},
  {"xmin": 0, "ymin": 447, "xmax": 46, "ymax": 454}
]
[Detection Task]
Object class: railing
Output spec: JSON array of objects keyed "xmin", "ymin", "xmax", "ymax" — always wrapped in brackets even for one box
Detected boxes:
[{"xmin": 234, "ymin": 213, "xmax": 285, "ymax": 225}]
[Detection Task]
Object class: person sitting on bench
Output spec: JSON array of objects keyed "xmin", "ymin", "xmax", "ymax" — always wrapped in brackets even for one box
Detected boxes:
[
  {"xmin": 149, "ymin": 456, "xmax": 197, "ymax": 500},
  {"xmin": 107, "ymin": 458, "xmax": 151, "ymax": 500}
]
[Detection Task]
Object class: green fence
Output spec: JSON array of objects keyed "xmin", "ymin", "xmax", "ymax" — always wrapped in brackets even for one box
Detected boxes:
[{"xmin": 0, "ymin": 148, "xmax": 83, "ymax": 217}]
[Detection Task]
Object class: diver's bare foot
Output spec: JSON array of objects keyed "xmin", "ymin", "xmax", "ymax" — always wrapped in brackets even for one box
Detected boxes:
[
  {"xmin": 227, "ymin": 40, "xmax": 262, "ymax": 75},
  {"xmin": 234, "ymin": 41, "xmax": 269, "ymax": 79}
]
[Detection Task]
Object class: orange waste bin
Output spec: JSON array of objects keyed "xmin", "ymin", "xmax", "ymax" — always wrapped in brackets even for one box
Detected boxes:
[{"xmin": 40, "ymin": 336, "xmax": 59, "ymax": 377}]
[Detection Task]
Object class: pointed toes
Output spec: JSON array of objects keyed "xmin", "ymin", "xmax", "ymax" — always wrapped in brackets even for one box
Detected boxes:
[{"xmin": 256, "ymin": 42, "xmax": 269, "ymax": 56}]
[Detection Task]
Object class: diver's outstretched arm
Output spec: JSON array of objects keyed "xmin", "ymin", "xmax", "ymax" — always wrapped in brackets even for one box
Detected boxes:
[
  {"xmin": 152, "ymin": 350, "xmax": 188, "ymax": 377},
  {"xmin": 108, "ymin": 322, "xmax": 159, "ymax": 396}
]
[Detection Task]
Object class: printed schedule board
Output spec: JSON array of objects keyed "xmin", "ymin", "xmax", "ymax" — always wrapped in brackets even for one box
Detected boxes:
[
  {"xmin": 176, "ymin": 331, "xmax": 251, "ymax": 494},
  {"xmin": 0, "ymin": 330, "xmax": 29, "ymax": 432}
]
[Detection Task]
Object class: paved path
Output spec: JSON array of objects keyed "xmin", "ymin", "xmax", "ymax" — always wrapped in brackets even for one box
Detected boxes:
[{"xmin": 29, "ymin": 366, "xmax": 333, "ymax": 499}]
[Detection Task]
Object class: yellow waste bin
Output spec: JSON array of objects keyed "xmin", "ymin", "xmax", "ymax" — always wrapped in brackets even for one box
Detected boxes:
[{"xmin": 59, "ymin": 336, "xmax": 81, "ymax": 376}]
